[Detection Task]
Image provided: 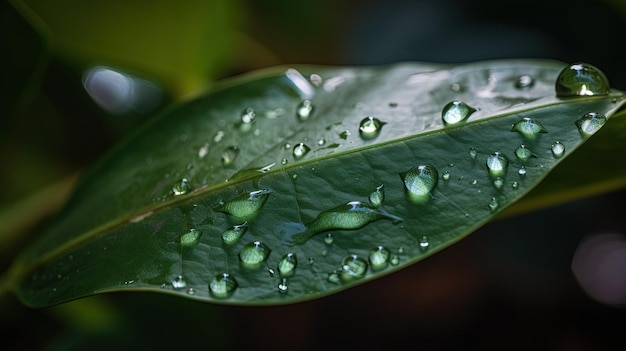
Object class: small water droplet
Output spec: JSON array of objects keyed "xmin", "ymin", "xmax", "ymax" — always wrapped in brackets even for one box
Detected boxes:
[
  {"xmin": 327, "ymin": 271, "xmax": 341, "ymax": 284},
  {"xmin": 470, "ymin": 179, "xmax": 478, "ymax": 186},
  {"xmin": 441, "ymin": 101, "xmax": 476, "ymax": 125},
  {"xmin": 419, "ymin": 236, "xmax": 430, "ymax": 252},
  {"xmin": 469, "ymin": 148, "xmax": 478, "ymax": 159},
  {"xmin": 486, "ymin": 152, "xmax": 509, "ymax": 177},
  {"xmin": 515, "ymin": 75, "xmax": 535, "ymax": 89},
  {"xmin": 216, "ymin": 189, "xmax": 272, "ymax": 221},
  {"xmin": 278, "ymin": 278, "xmax": 289, "ymax": 293},
  {"xmin": 398, "ymin": 246, "xmax": 404, "ymax": 254},
  {"xmin": 511, "ymin": 117, "xmax": 548, "ymax": 138},
  {"xmin": 369, "ymin": 184, "xmax": 385, "ymax": 207},
  {"xmin": 493, "ymin": 177, "xmax": 504, "ymax": 189},
  {"xmin": 221, "ymin": 222, "xmax": 248, "ymax": 245},
  {"xmin": 390, "ymin": 255, "xmax": 400, "ymax": 265},
  {"xmin": 186, "ymin": 288, "xmax": 196, "ymax": 295},
  {"xmin": 359, "ymin": 116, "xmax": 386, "ymax": 139},
  {"xmin": 555, "ymin": 63, "xmax": 610, "ymax": 97},
  {"xmin": 172, "ymin": 178, "xmax": 191, "ymax": 196},
  {"xmin": 239, "ymin": 241, "xmax": 271, "ymax": 269},
  {"xmin": 442, "ymin": 171, "xmax": 451, "ymax": 181},
  {"xmin": 198, "ymin": 143, "xmax": 210, "ymax": 158},
  {"xmin": 514, "ymin": 145, "xmax": 535, "ymax": 161},
  {"xmin": 280, "ymin": 158, "xmax": 288, "ymax": 165},
  {"xmin": 401, "ymin": 164, "xmax": 438, "ymax": 201},
  {"xmin": 369, "ymin": 246, "xmax": 390, "ymax": 271},
  {"xmin": 340, "ymin": 254, "xmax": 368, "ymax": 282},
  {"xmin": 278, "ymin": 253, "xmax": 297, "ymax": 277},
  {"xmin": 292, "ymin": 143, "xmax": 311, "ymax": 160},
  {"xmin": 222, "ymin": 146, "xmax": 240, "ymax": 166},
  {"xmin": 488, "ymin": 197, "xmax": 499, "ymax": 212},
  {"xmin": 308, "ymin": 257, "xmax": 315, "ymax": 265},
  {"xmin": 172, "ymin": 275, "xmax": 187, "ymax": 289},
  {"xmin": 213, "ymin": 130, "xmax": 225, "ymax": 143},
  {"xmin": 284, "ymin": 143, "xmax": 292, "ymax": 149},
  {"xmin": 240, "ymin": 107, "xmax": 256, "ymax": 125},
  {"xmin": 324, "ymin": 233, "xmax": 334, "ymax": 245},
  {"xmin": 512, "ymin": 181, "xmax": 519, "ymax": 189},
  {"xmin": 518, "ymin": 166, "xmax": 527, "ymax": 176},
  {"xmin": 339, "ymin": 130, "xmax": 351, "ymax": 140},
  {"xmin": 209, "ymin": 273, "xmax": 238, "ymax": 298},
  {"xmin": 180, "ymin": 229, "xmax": 201, "ymax": 246},
  {"xmin": 576, "ymin": 112, "xmax": 607, "ymax": 136},
  {"xmin": 296, "ymin": 100, "xmax": 314, "ymax": 121},
  {"xmin": 551, "ymin": 141, "xmax": 565, "ymax": 158}
]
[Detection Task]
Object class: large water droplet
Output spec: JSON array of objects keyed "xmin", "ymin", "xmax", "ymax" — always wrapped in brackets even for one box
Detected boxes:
[
  {"xmin": 486, "ymin": 152, "xmax": 509, "ymax": 177},
  {"xmin": 340, "ymin": 254, "xmax": 368, "ymax": 282},
  {"xmin": 441, "ymin": 101, "xmax": 476, "ymax": 125},
  {"xmin": 221, "ymin": 222, "xmax": 248, "ymax": 245},
  {"xmin": 576, "ymin": 112, "xmax": 607, "ymax": 136},
  {"xmin": 172, "ymin": 178, "xmax": 191, "ymax": 196},
  {"xmin": 401, "ymin": 164, "xmax": 438, "ymax": 201},
  {"xmin": 180, "ymin": 229, "xmax": 201, "ymax": 247},
  {"xmin": 511, "ymin": 117, "xmax": 548, "ymax": 138},
  {"xmin": 359, "ymin": 116, "xmax": 385, "ymax": 139},
  {"xmin": 239, "ymin": 241, "xmax": 271, "ymax": 269},
  {"xmin": 216, "ymin": 189, "xmax": 272, "ymax": 221},
  {"xmin": 172, "ymin": 275, "xmax": 187, "ymax": 289},
  {"xmin": 369, "ymin": 184, "xmax": 385, "ymax": 208},
  {"xmin": 551, "ymin": 141, "xmax": 565, "ymax": 158},
  {"xmin": 222, "ymin": 146, "xmax": 240, "ymax": 166},
  {"xmin": 514, "ymin": 145, "xmax": 535, "ymax": 161},
  {"xmin": 278, "ymin": 253, "xmax": 297, "ymax": 277},
  {"xmin": 291, "ymin": 201, "xmax": 402, "ymax": 244},
  {"xmin": 555, "ymin": 63, "xmax": 610, "ymax": 97},
  {"xmin": 209, "ymin": 273, "xmax": 238, "ymax": 298},
  {"xmin": 296, "ymin": 100, "xmax": 314, "ymax": 121},
  {"xmin": 292, "ymin": 143, "xmax": 311, "ymax": 160},
  {"xmin": 369, "ymin": 246, "xmax": 390, "ymax": 271}
]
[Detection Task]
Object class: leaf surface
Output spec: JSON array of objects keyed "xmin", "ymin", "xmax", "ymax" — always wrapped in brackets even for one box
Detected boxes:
[{"xmin": 9, "ymin": 60, "xmax": 626, "ymax": 306}]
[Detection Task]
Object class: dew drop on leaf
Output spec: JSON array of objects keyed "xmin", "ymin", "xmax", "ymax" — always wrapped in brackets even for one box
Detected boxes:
[
  {"xmin": 441, "ymin": 101, "xmax": 476, "ymax": 125},
  {"xmin": 486, "ymin": 152, "xmax": 509, "ymax": 178},
  {"xmin": 442, "ymin": 171, "xmax": 451, "ymax": 181},
  {"xmin": 324, "ymin": 233, "xmax": 334, "ymax": 245},
  {"xmin": 277, "ymin": 253, "xmax": 297, "ymax": 277},
  {"xmin": 209, "ymin": 273, "xmax": 238, "ymax": 299},
  {"xmin": 216, "ymin": 189, "xmax": 271, "ymax": 221},
  {"xmin": 555, "ymin": 63, "xmax": 610, "ymax": 97},
  {"xmin": 493, "ymin": 177, "xmax": 504, "ymax": 189},
  {"xmin": 240, "ymin": 107, "xmax": 256, "ymax": 124},
  {"xmin": 488, "ymin": 197, "xmax": 499, "ymax": 212},
  {"xmin": 172, "ymin": 275, "xmax": 187, "ymax": 289},
  {"xmin": 180, "ymin": 229, "xmax": 201, "ymax": 246},
  {"xmin": 390, "ymin": 255, "xmax": 400, "ymax": 266},
  {"xmin": 515, "ymin": 75, "xmax": 535, "ymax": 89},
  {"xmin": 221, "ymin": 222, "xmax": 248, "ymax": 245},
  {"xmin": 221, "ymin": 146, "xmax": 240, "ymax": 166},
  {"xmin": 469, "ymin": 148, "xmax": 478, "ymax": 159},
  {"xmin": 172, "ymin": 178, "xmax": 191, "ymax": 196},
  {"xmin": 239, "ymin": 241, "xmax": 271, "ymax": 269},
  {"xmin": 518, "ymin": 166, "xmax": 527, "ymax": 176},
  {"xmin": 401, "ymin": 164, "xmax": 438, "ymax": 199},
  {"xmin": 278, "ymin": 278, "xmax": 289, "ymax": 293},
  {"xmin": 368, "ymin": 184, "xmax": 385, "ymax": 208},
  {"xmin": 576, "ymin": 112, "xmax": 607, "ymax": 136},
  {"xmin": 511, "ymin": 117, "xmax": 548, "ymax": 138},
  {"xmin": 514, "ymin": 145, "xmax": 535, "ymax": 161},
  {"xmin": 296, "ymin": 100, "xmax": 314, "ymax": 121},
  {"xmin": 369, "ymin": 246, "xmax": 390, "ymax": 271},
  {"xmin": 358, "ymin": 116, "xmax": 385, "ymax": 139},
  {"xmin": 551, "ymin": 141, "xmax": 565, "ymax": 158},
  {"xmin": 340, "ymin": 254, "xmax": 368, "ymax": 282},
  {"xmin": 419, "ymin": 235, "xmax": 430, "ymax": 252},
  {"xmin": 292, "ymin": 143, "xmax": 311, "ymax": 160}
]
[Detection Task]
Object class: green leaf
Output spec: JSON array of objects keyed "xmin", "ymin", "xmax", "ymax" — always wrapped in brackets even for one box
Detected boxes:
[{"xmin": 7, "ymin": 60, "xmax": 625, "ymax": 307}]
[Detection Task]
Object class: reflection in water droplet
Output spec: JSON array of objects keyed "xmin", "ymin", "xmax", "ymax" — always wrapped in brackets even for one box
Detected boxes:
[
  {"xmin": 469, "ymin": 148, "xmax": 478, "ymax": 159},
  {"xmin": 488, "ymin": 197, "xmax": 499, "ymax": 212},
  {"xmin": 401, "ymin": 164, "xmax": 438, "ymax": 201},
  {"xmin": 555, "ymin": 63, "xmax": 610, "ymax": 97},
  {"xmin": 216, "ymin": 189, "xmax": 271, "ymax": 221},
  {"xmin": 441, "ymin": 101, "xmax": 476, "ymax": 125},
  {"xmin": 551, "ymin": 141, "xmax": 565, "ymax": 158},
  {"xmin": 221, "ymin": 222, "xmax": 248, "ymax": 245},
  {"xmin": 340, "ymin": 254, "xmax": 368, "ymax": 282},
  {"xmin": 369, "ymin": 184, "xmax": 385, "ymax": 208},
  {"xmin": 369, "ymin": 246, "xmax": 390, "ymax": 270},
  {"xmin": 576, "ymin": 112, "xmax": 607, "ymax": 136},
  {"xmin": 514, "ymin": 145, "xmax": 535, "ymax": 161},
  {"xmin": 239, "ymin": 241, "xmax": 271, "ymax": 269},
  {"xmin": 511, "ymin": 117, "xmax": 548, "ymax": 138},
  {"xmin": 172, "ymin": 178, "xmax": 191, "ymax": 196},
  {"xmin": 324, "ymin": 233, "xmax": 334, "ymax": 245},
  {"xmin": 172, "ymin": 275, "xmax": 187, "ymax": 289},
  {"xmin": 486, "ymin": 152, "xmax": 509, "ymax": 177},
  {"xmin": 296, "ymin": 100, "xmax": 314, "ymax": 121},
  {"xmin": 292, "ymin": 143, "xmax": 311, "ymax": 160},
  {"xmin": 291, "ymin": 201, "xmax": 402, "ymax": 244},
  {"xmin": 278, "ymin": 253, "xmax": 297, "ymax": 277},
  {"xmin": 222, "ymin": 146, "xmax": 240, "ymax": 166},
  {"xmin": 359, "ymin": 116, "xmax": 386, "ymax": 139},
  {"xmin": 209, "ymin": 273, "xmax": 238, "ymax": 298},
  {"xmin": 419, "ymin": 236, "xmax": 430, "ymax": 252},
  {"xmin": 180, "ymin": 229, "xmax": 201, "ymax": 246},
  {"xmin": 515, "ymin": 75, "xmax": 535, "ymax": 89}
]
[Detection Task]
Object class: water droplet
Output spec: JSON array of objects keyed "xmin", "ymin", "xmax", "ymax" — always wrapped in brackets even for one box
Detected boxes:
[
  {"xmin": 369, "ymin": 246, "xmax": 390, "ymax": 271},
  {"xmin": 198, "ymin": 143, "xmax": 210, "ymax": 158},
  {"xmin": 442, "ymin": 171, "xmax": 451, "ymax": 181},
  {"xmin": 209, "ymin": 273, "xmax": 238, "ymax": 298},
  {"xmin": 469, "ymin": 148, "xmax": 478, "ymax": 159},
  {"xmin": 172, "ymin": 275, "xmax": 187, "ymax": 289},
  {"xmin": 514, "ymin": 145, "xmax": 535, "ymax": 161},
  {"xmin": 240, "ymin": 107, "xmax": 256, "ymax": 124},
  {"xmin": 324, "ymin": 233, "xmax": 334, "ymax": 245},
  {"xmin": 401, "ymin": 164, "xmax": 438, "ymax": 201},
  {"xmin": 239, "ymin": 241, "xmax": 271, "ymax": 269},
  {"xmin": 486, "ymin": 152, "xmax": 509, "ymax": 177},
  {"xmin": 317, "ymin": 138, "xmax": 326, "ymax": 146},
  {"xmin": 576, "ymin": 112, "xmax": 607, "ymax": 136},
  {"xmin": 172, "ymin": 178, "xmax": 191, "ymax": 196},
  {"xmin": 296, "ymin": 100, "xmax": 314, "ymax": 121},
  {"xmin": 359, "ymin": 116, "xmax": 385, "ymax": 139},
  {"xmin": 518, "ymin": 166, "xmax": 527, "ymax": 176},
  {"xmin": 222, "ymin": 146, "xmax": 240, "ymax": 166},
  {"xmin": 441, "ymin": 101, "xmax": 476, "ymax": 125},
  {"xmin": 292, "ymin": 143, "xmax": 311, "ymax": 160},
  {"xmin": 278, "ymin": 253, "xmax": 297, "ymax": 277},
  {"xmin": 213, "ymin": 131, "xmax": 225, "ymax": 143},
  {"xmin": 390, "ymin": 255, "xmax": 400, "ymax": 265},
  {"xmin": 551, "ymin": 141, "xmax": 565, "ymax": 158},
  {"xmin": 488, "ymin": 197, "xmax": 499, "ymax": 212},
  {"xmin": 187, "ymin": 288, "xmax": 196, "ymax": 295},
  {"xmin": 310, "ymin": 74, "xmax": 323, "ymax": 86},
  {"xmin": 278, "ymin": 278, "xmax": 289, "ymax": 293},
  {"xmin": 369, "ymin": 184, "xmax": 385, "ymax": 207},
  {"xmin": 280, "ymin": 158, "xmax": 288, "ymax": 165},
  {"xmin": 555, "ymin": 63, "xmax": 610, "ymax": 97},
  {"xmin": 470, "ymin": 179, "xmax": 478, "ymax": 186},
  {"xmin": 515, "ymin": 75, "xmax": 535, "ymax": 89},
  {"xmin": 180, "ymin": 229, "xmax": 201, "ymax": 246},
  {"xmin": 493, "ymin": 177, "xmax": 504, "ymax": 189},
  {"xmin": 340, "ymin": 254, "xmax": 368, "ymax": 282},
  {"xmin": 419, "ymin": 236, "xmax": 430, "ymax": 252},
  {"xmin": 284, "ymin": 143, "xmax": 292, "ymax": 149},
  {"xmin": 221, "ymin": 222, "xmax": 248, "ymax": 245},
  {"xmin": 327, "ymin": 271, "xmax": 341, "ymax": 284},
  {"xmin": 308, "ymin": 257, "xmax": 315, "ymax": 265},
  {"xmin": 291, "ymin": 201, "xmax": 402, "ymax": 244},
  {"xmin": 216, "ymin": 189, "xmax": 272, "ymax": 221},
  {"xmin": 512, "ymin": 181, "xmax": 519, "ymax": 189},
  {"xmin": 511, "ymin": 117, "xmax": 548, "ymax": 138}
]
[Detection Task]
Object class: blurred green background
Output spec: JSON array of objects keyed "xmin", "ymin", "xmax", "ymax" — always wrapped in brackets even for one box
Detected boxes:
[{"xmin": 2, "ymin": 0, "xmax": 626, "ymax": 349}]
